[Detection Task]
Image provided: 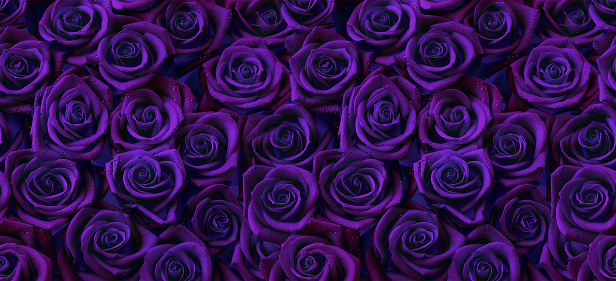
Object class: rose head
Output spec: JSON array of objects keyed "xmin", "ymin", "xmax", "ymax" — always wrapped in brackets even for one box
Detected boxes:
[
  {"xmin": 175, "ymin": 111, "xmax": 239, "ymax": 187},
  {"xmin": 61, "ymin": 207, "xmax": 157, "ymax": 280},
  {"xmin": 510, "ymin": 38, "xmax": 598, "ymax": 110},
  {"xmin": 0, "ymin": 243, "xmax": 51, "ymax": 281},
  {"xmin": 597, "ymin": 43, "xmax": 616, "ymax": 104},
  {"xmin": 346, "ymin": 0, "xmax": 417, "ymax": 56},
  {"xmin": 110, "ymin": 80, "xmax": 187, "ymax": 152},
  {"xmin": 369, "ymin": 207, "xmax": 465, "ymax": 280},
  {"xmin": 552, "ymin": 165, "xmax": 616, "ymax": 244},
  {"xmin": 463, "ymin": 0, "xmax": 539, "ymax": 55},
  {"xmin": 243, "ymin": 103, "xmax": 330, "ymax": 169},
  {"xmin": 261, "ymin": 220, "xmax": 360, "ymax": 281},
  {"xmin": 0, "ymin": 0, "xmax": 25, "ymax": 27},
  {"xmin": 200, "ymin": 38, "xmax": 290, "ymax": 111},
  {"xmin": 405, "ymin": 21, "xmax": 483, "ymax": 91},
  {"xmin": 495, "ymin": 184, "xmax": 550, "ymax": 255},
  {"xmin": 289, "ymin": 28, "xmax": 364, "ymax": 113},
  {"xmin": 39, "ymin": 0, "xmax": 110, "ymax": 55},
  {"xmin": 280, "ymin": 0, "xmax": 335, "ymax": 29},
  {"xmin": 0, "ymin": 27, "xmax": 62, "ymax": 112},
  {"xmin": 97, "ymin": 21, "xmax": 175, "ymax": 91},
  {"xmin": 32, "ymin": 69, "xmax": 112, "ymax": 160},
  {"xmin": 4, "ymin": 150, "xmax": 96, "ymax": 229},
  {"xmin": 230, "ymin": 0, "xmax": 292, "ymax": 44},
  {"xmin": 314, "ymin": 149, "xmax": 404, "ymax": 229},
  {"xmin": 576, "ymin": 235, "xmax": 616, "ymax": 280},
  {"xmin": 140, "ymin": 225, "xmax": 212, "ymax": 281},
  {"xmin": 552, "ymin": 103, "xmax": 616, "ymax": 168},
  {"xmin": 157, "ymin": 0, "xmax": 231, "ymax": 55},
  {"xmin": 589, "ymin": 0, "xmax": 616, "ymax": 31},
  {"xmin": 106, "ymin": 149, "xmax": 186, "ymax": 224},
  {"xmin": 187, "ymin": 184, "xmax": 242, "ymax": 256},
  {"xmin": 243, "ymin": 165, "xmax": 318, "ymax": 243},
  {"xmin": 340, "ymin": 71, "xmax": 420, "ymax": 160},
  {"xmin": 449, "ymin": 225, "xmax": 520, "ymax": 281},
  {"xmin": 537, "ymin": 0, "xmax": 601, "ymax": 44},
  {"xmin": 484, "ymin": 112, "xmax": 547, "ymax": 187},
  {"xmin": 414, "ymin": 149, "xmax": 494, "ymax": 225},
  {"xmin": 418, "ymin": 80, "xmax": 493, "ymax": 152}
]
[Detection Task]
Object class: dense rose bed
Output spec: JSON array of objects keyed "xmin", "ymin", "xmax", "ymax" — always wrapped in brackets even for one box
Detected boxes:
[{"xmin": 0, "ymin": 0, "xmax": 614, "ymax": 280}]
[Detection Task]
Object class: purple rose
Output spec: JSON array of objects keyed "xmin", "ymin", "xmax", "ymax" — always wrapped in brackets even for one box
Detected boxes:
[
  {"xmin": 280, "ymin": 0, "xmax": 335, "ymax": 29},
  {"xmin": 155, "ymin": 0, "xmax": 232, "ymax": 55},
  {"xmin": 535, "ymin": 0, "xmax": 601, "ymax": 44},
  {"xmin": 242, "ymin": 165, "xmax": 318, "ymax": 243},
  {"xmin": 175, "ymin": 111, "xmax": 239, "ymax": 187},
  {"xmin": 0, "ymin": 27, "xmax": 63, "ymax": 113},
  {"xmin": 261, "ymin": 220, "xmax": 360, "ymax": 281},
  {"xmin": 229, "ymin": 0, "xmax": 293, "ymax": 44},
  {"xmin": 597, "ymin": 43, "xmax": 616, "ymax": 104},
  {"xmin": 32, "ymin": 68, "xmax": 112, "ymax": 160},
  {"xmin": 540, "ymin": 218, "xmax": 589, "ymax": 281},
  {"xmin": 589, "ymin": 0, "xmax": 616, "ymax": 31},
  {"xmin": 313, "ymin": 149, "xmax": 404, "ymax": 229},
  {"xmin": 449, "ymin": 225, "xmax": 520, "ymax": 281},
  {"xmin": 405, "ymin": 21, "xmax": 483, "ymax": 91},
  {"xmin": 463, "ymin": 0, "xmax": 539, "ymax": 55},
  {"xmin": 4, "ymin": 149, "xmax": 96, "ymax": 229},
  {"xmin": 368, "ymin": 207, "xmax": 465, "ymax": 280},
  {"xmin": 346, "ymin": 0, "xmax": 417, "ymax": 56},
  {"xmin": 199, "ymin": 38, "xmax": 290, "ymax": 111},
  {"xmin": 140, "ymin": 225, "xmax": 212, "ymax": 281},
  {"xmin": 288, "ymin": 27, "xmax": 366, "ymax": 113},
  {"xmin": 232, "ymin": 218, "xmax": 281, "ymax": 281},
  {"xmin": 418, "ymin": 0, "xmax": 478, "ymax": 22},
  {"xmin": 187, "ymin": 184, "xmax": 242, "ymax": 256},
  {"xmin": 414, "ymin": 149, "xmax": 494, "ymax": 225},
  {"xmin": 484, "ymin": 111, "xmax": 548, "ymax": 187},
  {"xmin": 551, "ymin": 103, "xmax": 616, "ymax": 168},
  {"xmin": 0, "ymin": 112, "xmax": 22, "ymax": 165},
  {"xmin": 0, "ymin": 172, "xmax": 9, "ymax": 218},
  {"xmin": 243, "ymin": 103, "xmax": 330, "ymax": 169},
  {"xmin": 575, "ymin": 235, "xmax": 616, "ymax": 280},
  {"xmin": 340, "ymin": 69, "xmax": 420, "ymax": 160},
  {"xmin": 106, "ymin": 149, "xmax": 186, "ymax": 224},
  {"xmin": 551, "ymin": 165, "xmax": 616, "ymax": 244},
  {"xmin": 0, "ymin": 0, "xmax": 25, "ymax": 27},
  {"xmin": 509, "ymin": 38, "xmax": 598, "ymax": 110},
  {"xmin": 60, "ymin": 207, "xmax": 157, "ymax": 280},
  {"xmin": 495, "ymin": 184, "xmax": 550, "ymax": 255},
  {"xmin": 0, "ymin": 243, "xmax": 52, "ymax": 281},
  {"xmin": 110, "ymin": 78, "xmax": 189, "ymax": 152},
  {"xmin": 418, "ymin": 77, "xmax": 498, "ymax": 152},
  {"xmin": 96, "ymin": 21, "xmax": 175, "ymax": 91},
  {"xmin": 39, "ymin": 0, "xmax": 110, "ymax": 55}
]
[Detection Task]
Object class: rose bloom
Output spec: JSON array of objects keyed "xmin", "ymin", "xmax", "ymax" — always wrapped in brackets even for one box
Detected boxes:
[
  {"xmin": 0, "ymin": 0, "xmax": 25, "ymax": 27},
  {"xmin": 509, "ymin": 38, "xmax": 598, "ymax": 110},
  {"xmin": 368, "ymin": 207, "xmax": 465, "ymax": 280},
  {"xmin": 243, "ymin": 103, "xmax": 330, "ymax": 169},
  {"xmin": 314, "ymin": 149, "xmax": 404, "ymax": 229},
  {"xmin": 200, "ymin": 38, "xmax": 290, "ymax": 111},
  {"xmin": 551, "ymin": 165, "xmax": 616, "ymax": 244},
  {"xmin": 346, "ymin": 0, "xmax": 417, "ymax": 56},
  {"xmin": 289, "ymin": 27, "xmax": 366, "ymax": 113},
  {"xmin": 242, "ymin": 165, "xmax": 318, "ymax": 243},
  {"xmin": 597, "ymin": 41, "xmax": 616, "ymax": 105},
  {"xmin": 415, "ymin": 149, "xmax": 494, "ymax": 225},
  {"xmin": 575, "ymin": 235, "xmax": 616, "ymax": 280},
  {"xmin": 4, "ymin": 149, "xmax": 96, "ymax": 229},
  {"xmin": 155, "ymin": 0, "xmax": 232, "ymax": 55},
  {"xmin": 106, "ymin": 149, "xmax": 186, "ymax": 224},
  {"xmin": 60, "ymin": 207, "xmax": 157, "ymax": 280},
  {"xmin": 260, "ymin": 220, "xmax": 360, "ymax": 281},
  {"xmin": 535, "ymin": 0, "xmax": 601, "ymax": 44},
  {"xmin": 405, "ymin": 20, "xmax": 483, "ymax": 91},
  {"xmin": 228, "ymin": 0, "xmax": 293, "ymax": 44},
  {"xmin": 280, "ymin": 0, "xmax": 334, "ymax": 29},
  {"xmin": 484, "ymin": 111, "xmax": 547, "ymax": 187},
  {"xmin": 96, "ymin": 21, "xmax": 175, "ymax": 91},
  {"xmin": 0, "ymin": 220, "xmax": 52, "ymax": 281},
  {"xmin": 552, "ymin": 103, "xmax": 616, "ymax": 168},
  {"xmin": 32, "ymin": 68, "xmax": 112, "ymax": 160},
  {"xmin": 463, "ymin": 0, "xmax": 539, "ymax": 55},
  {"xmin": 340, "ymin": 69, "xmax": 420, "ymax": 160},
  {"xmin": 175, "ymin": 111, "xmax": 240, "ymax": 187}
]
